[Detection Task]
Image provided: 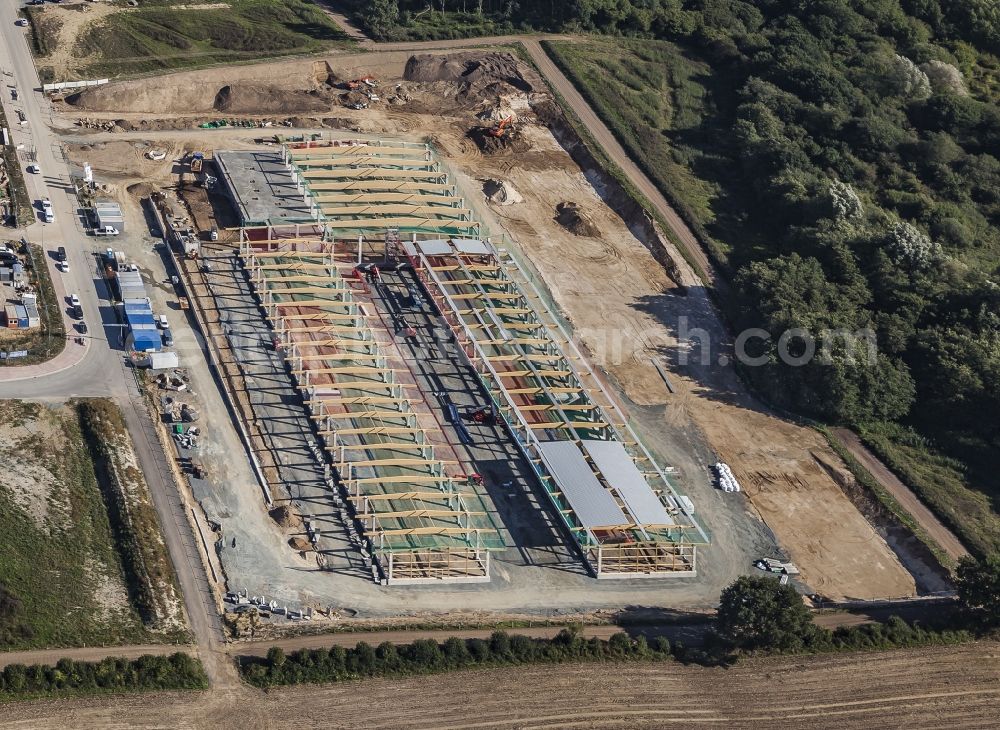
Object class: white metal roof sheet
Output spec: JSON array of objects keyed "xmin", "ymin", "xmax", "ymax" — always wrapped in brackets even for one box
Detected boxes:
[
  {"xmin": 453, "ymin": 238, "xmax": 490, "ymax": 255},
  {"xmin": 582, "ymin": 440, "xmax": 674, "ymax": 526},
  {"xmin": 416, "ymin": 239, "xmax": 451, "ymax": 256},
  {"xmin": 536, "ymin": 440, "xmax": 627, "ymax": 530}
]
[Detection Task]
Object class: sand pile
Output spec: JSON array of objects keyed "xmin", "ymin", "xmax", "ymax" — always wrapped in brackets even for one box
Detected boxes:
[
  {"xmin": 288, "ymin": 537, "xmax": 312, "ymax": 552},
  {"xmin": 404, "ymin": 52, "xmax": 533, "ymax": 97},
  {"xmin": 127, "ymin": 182, "xmax": 157, "ymax": 198},
  {"xmin": 556, "ymin": 202, "xmax": 599, "ymax": 237},
  {"xmin": 269, "ymin": 505, "xmax": 302, "ymax": 529},
  {"xmin": 483, "ymin": 179, "xmax": 523, "ymax": 206},
  {"xmin": 476, "ymin": 97, "xmax": 519, "ymax": 123}
]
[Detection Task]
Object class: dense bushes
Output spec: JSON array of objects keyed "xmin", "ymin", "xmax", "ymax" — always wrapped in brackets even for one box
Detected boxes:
[
  {"xmin": 240, "ymin": 628, "xmax": 674, "ymax": 687},
  {"xmin": 715, "ymin": 575, "xmax": 971, "ymax": 655},
  {"xmin": 0, "ymin": 653, "xmax": 207, "ymax": 701}
]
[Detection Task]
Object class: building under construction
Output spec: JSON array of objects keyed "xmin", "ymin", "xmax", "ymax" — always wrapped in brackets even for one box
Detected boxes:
[{"xmin": 220, "ymin": 138, "xmax": 708, "ymax": 583}]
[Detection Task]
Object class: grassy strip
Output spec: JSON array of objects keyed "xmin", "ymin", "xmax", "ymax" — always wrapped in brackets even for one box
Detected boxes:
[
  {"xmin": 542, "ymin": 39, "xmax": 722, "ymax": 275},
  {"xmin": 0, "ymin": 243, "xmax": 67, "ymax": 367},
  {"xmin": 818, "ymin": 426, "xmax": 956, "ymax": 572},
  {"xmin": 77, "ymin": 399, "xmax": 184, "ymax": 632},
  {"xmin": 857, "ymin": 423, "xmax": 1000, "ymax": 558},
  {"xmin": 23, "ymin": 7, "xmax": 59, "ymax": 59},
  {"xmin": 0, "ymin": 109, "xmax": 35, "ymax": 228},
  {"xmin": 0, "ymin": 652, "xmax": 206, "ymax": 702}
]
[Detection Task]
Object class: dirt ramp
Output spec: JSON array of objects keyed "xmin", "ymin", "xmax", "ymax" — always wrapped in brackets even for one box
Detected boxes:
[
  {"xmin": 213, "ymin": 84, "xmax": 329, "ymax": 114},
  {"xmin": 67, "ymin": 80, "xmax": 217, "ymax": 114},
  {"xmin": 404, "ymin": 52, "xmax": 533, "ymax": 95}
]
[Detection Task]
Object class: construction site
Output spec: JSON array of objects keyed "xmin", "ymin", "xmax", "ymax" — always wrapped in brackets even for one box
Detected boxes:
[{"xmin": 53, "ymin": 46, "xmax": 949, "ymax": 626}]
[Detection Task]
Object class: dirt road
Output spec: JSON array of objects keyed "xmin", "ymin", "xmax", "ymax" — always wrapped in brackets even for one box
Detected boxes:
[
  {"xmin": 831, "ymin": 428, "xmax": 968, "ymax": 563},
  {"xmin": 4, "ymin": 640, "xmax": 998, "ymax": 729}
]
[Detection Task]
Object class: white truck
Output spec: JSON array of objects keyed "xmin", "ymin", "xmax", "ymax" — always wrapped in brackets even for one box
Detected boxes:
[
  {"xmin": 40, "ymin": 198, "xmax": 54, "ymax": 223},
  {"xmin": 93, "ymin": 225, "xmax": 120, "ymax": 236}
]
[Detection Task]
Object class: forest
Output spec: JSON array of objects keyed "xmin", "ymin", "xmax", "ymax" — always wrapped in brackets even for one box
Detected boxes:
[{"xmin": 344, "ymin": 0, "xmax": 1000, "ymax": 555}]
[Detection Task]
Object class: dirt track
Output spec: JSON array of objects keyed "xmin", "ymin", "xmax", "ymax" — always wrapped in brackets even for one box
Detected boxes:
[
  {"xmin": 832, "ymin": 428, "xmax": 968, "ymax": 562},
  {"xmin": 3, "ymin": 641, "xmax": 998, "ymax": 729}
]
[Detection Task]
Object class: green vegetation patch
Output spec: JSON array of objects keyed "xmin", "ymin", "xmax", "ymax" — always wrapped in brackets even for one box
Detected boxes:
[
  {"xmin": 860, "ymin": 422, "xmax": 1000, "ymax": 557},
  {"xmin": 0, "ymin": 652, "xmax": 206, "ymax": 702},
  {"xmin": 77, "ymin": 400, "xmax": 184, "ymax": 631},
  {"xmin": 0, "ymin": 244, "xmax": 67, "ymax": 367},
  {"xmin": 0, "ymin": 400, "xmax": 177, "ymax": 649},
  {"xmin": 74, "ymin": 0, "xmax": 350, "ymax": 79},
  {"xmin": 545, "ymin": 38, "xmax": 724, "ymax": 261}
]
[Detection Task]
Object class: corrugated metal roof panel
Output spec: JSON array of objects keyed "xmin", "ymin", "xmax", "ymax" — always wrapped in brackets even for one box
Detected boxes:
[
  {"xmin": 536, "ymin": 440, "xmax": 627, "ymax": 530},
  {"xmin": 582, "ymin": 440, "xmax": 674, "ymax": 526},
  {"xmin": 130, "ymin": 330, "xmax": 162, "ymax": 352}
]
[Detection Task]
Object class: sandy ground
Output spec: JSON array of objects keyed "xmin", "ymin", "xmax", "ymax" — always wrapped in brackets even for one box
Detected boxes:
[
  {"xmin": 55, "ymin": 48, "xmax": 925, "ymax": 604},
  {"xmin": 30, "ymin": 2, "xmax": 117, "ymax": 81},
  {"xmin": 4, "ymin": 641, "xmax": 1000, "ymax": 729}
]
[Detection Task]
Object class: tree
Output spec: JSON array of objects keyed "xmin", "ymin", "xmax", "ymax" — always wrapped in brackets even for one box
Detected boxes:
[
  {"xmin": 363, "ymin": 0, "xmax": 400, "ymax": 40},
  {"xmin": 956, "ymin": 556, "xmax": 1000, "ymax": 627},
  {"xmin": 716, "ymin": 576, "xmax": 820, "ymax": 651}
]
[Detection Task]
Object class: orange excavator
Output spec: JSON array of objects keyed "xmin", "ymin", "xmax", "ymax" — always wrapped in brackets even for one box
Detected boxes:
[
  {"xmin": 487, "ymin": 115, "xmax": 515, "ymax": 138},
  {"xmin": 343, "ymin": 75, "xmax": 378, "ymax": 90}
]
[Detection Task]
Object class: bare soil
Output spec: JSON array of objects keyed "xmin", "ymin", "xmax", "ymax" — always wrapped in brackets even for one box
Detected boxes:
[{"xmin": 5, "ymin": 641, "xmax": 1000, "ymax": 729}]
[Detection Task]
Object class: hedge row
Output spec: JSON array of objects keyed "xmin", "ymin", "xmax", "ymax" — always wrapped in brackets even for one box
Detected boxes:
[
  {"xmin": 240, "ymin": 628, "xmax": 674, "ymax": 687},
  {"xmin": 0, "ymin": 652, "xmax": 207, "ymax": 702}
]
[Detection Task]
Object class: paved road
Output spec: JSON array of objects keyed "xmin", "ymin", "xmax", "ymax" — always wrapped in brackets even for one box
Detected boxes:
[
  {"xmin": 0, "ymin": 2, "xmax": 231, "ymax": 687},
  {"xmin": 832, "ymin": 428, "xmax": 969, "ymax": 563}
]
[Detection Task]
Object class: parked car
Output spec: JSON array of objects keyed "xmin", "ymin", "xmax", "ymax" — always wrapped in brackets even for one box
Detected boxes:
[
  {"xmin": 77, "ymin": 321, "xmax": 88, "ymax": 335},
  {"xmin": 56, "ymin": 245, "xmax": 66, "ymax": 261},
  {"xmin": 26, "ymin": 164, "xmax": 39, "ymax": 174},
  {"xmin": 209, "ymin": 227, "xmax": 219, "ymax": 241},
  {"xmin": 15, "ymin": 19, "xmax": 28, "ymax": 28},
  {"xmin": 69, "ymin": 293, "xmax": 80, "ymax": 307},
  {"xmin": 58, "ymin": 261, "xmax": 69, "ymax": 273},
  {"xmin": 162, "ymin": 328, "xmax": 174, "ymax": 347},
  {"xmin": 156, "ymin": 313, "xmax": 169, "ymax": 329},
  {"xmin": 71, "ymin": 305, "xmax": 83, "ymax": 319}
]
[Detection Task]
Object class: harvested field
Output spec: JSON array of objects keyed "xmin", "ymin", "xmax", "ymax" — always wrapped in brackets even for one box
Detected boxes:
[
  {"xmin": 5, "ymin": 641, "xmax": 1000, "ymax": 728},
  {"xmin": 60, "ymin": 48, "xmax": 927, "ymax": 605}
]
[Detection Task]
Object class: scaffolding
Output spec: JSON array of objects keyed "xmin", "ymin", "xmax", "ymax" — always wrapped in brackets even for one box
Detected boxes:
[
  {"xmin": 238, "ymin": 234, "xmax": 503, "ymax": 584},
  {"xmin": 403, "ymin": 237, "xmax": 708, "ymax": 577}
]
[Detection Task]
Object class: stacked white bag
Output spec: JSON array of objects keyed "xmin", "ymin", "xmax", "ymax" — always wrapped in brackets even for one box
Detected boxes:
[{"xmin": 714, "ymin": 462, "xmax": 742, "ymax": 492}]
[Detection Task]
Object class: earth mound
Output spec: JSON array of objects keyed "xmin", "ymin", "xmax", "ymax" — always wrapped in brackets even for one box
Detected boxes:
[
  {"xmin": 213, "ymin": 84, "xmax": 329, "ymax": 114},
  {"xmin": 269, "ymin": 505, "xmax": 302, "ymax": 529},
  {"xmin": 404, "ymin": 52, "xmax": 533, "ymax": 96},
  {"xmin": 555, "ymin": 201, "xmax": 600, "ymax": 237}
]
